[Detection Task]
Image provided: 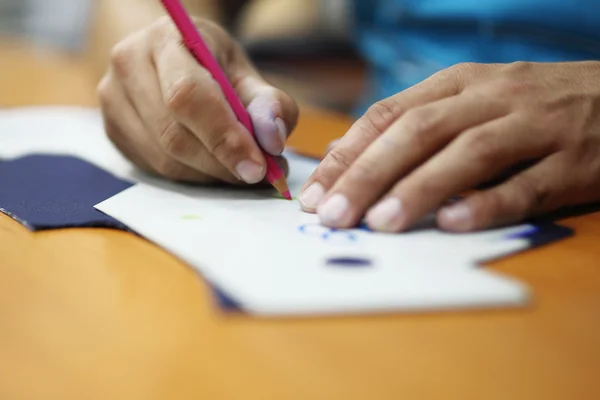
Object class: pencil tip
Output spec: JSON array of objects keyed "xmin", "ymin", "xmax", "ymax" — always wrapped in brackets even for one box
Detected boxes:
[{"xmin": 272, "ymin": 177, "xmax": 292, "ymax": 200}]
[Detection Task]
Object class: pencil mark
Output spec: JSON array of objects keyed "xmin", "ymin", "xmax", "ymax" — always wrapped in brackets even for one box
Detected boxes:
[
  {"xmin": 298, "ymin": 223, "xmax": 358, "ymax": 244},
  {"xmin": 181, "ymin": 214, "xmax": 202, "ymax": 220},
  {"xmin": 326, "ymin": 257, "xmax": 373, "ymax": 268},
  {"xmin": 273, "ymin": 193, "xmax": 298, "ymax": 200}
]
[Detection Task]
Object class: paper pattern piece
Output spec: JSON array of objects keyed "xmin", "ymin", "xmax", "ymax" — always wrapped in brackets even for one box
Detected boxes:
[
  {"xmin": 1, "ymin": 106, "xmax": 574, "ymax": 316},
  {"xmin": 96, "ymin": 154, "xmax": 536, "ymax": 316}
]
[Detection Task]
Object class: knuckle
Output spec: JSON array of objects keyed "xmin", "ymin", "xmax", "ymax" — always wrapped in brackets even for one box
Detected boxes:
[
  {"xmin": 101, "ymin": 116, "xmax": 120, "ymax": 143},
  {"xmin": 348, "ymin": 157, "xmax": 383, "ymax": 187},
  {"xmin": 206, "ymin": 130, "xmax": 247, "ymax": 160},
  {"xmin": 472, "ymin": 189, "xmax": 511, "ymax": 228},
  {"xmin": 481, "ymin": 189, "xmax": 505, "ymax": 215},
  {"xmin": 325, "ymin": 139, "xmax": 341, "ymax": 155},
  {"xmin": 453, "ymin": 62, "xmax": 478, "ymax": 72},
  {"xmin": 148, "ymin": 16, "xmax": 179, "ymax": 41},
  {"xmin": 447, "ymin": 62, "xmax": 478, "ymax": 78},
  {"xmin": 96, "ymin": 77, "xmax": 113, "ymax": 107},
  {"xmin": 502, "ymin": 61, "xmax": 533, "ymax": 76},
  {"xmin": 441, "ymin": 62, "xmax": 491, "ymax": 88},
  {"xmin": 400, "ymin": 107, "xmax": 439, "ymax": 143},
  {"xmin": 199, "ymin": 19, "xmax": 228, "ymax": 43},
  {"xmin": 462, "ymin": 87, "xmax": 501, "ymax": 109},
  {"xmin": 109, "ymin": 41, "xmax": 133, "ymax": 78},
  {"xmin": 327, "ymin": 147, "xmax": 354, "ymax": 170},
  {"xmin": 463, "ymin": 130, "xmax": 501, "ymax": 164},
  {"xmin": 96, "ymin": 76, "xmax": 110, "ymax": 98},
  {"xmin": 512, "ymin": 174, "xmax": 547, "ymax": 215},
  {"xmin": 362, "ymin": 98, "xmax": 403, "ymax": 136},
  {"xmin": 428, "ymin": 68, "xmax": 454, "ymax": 84},
  {"xmin": 490, "ymin": 76, "xmax": 535, "ymax": 98},
  {"xmin": 410, "ymin": 178, "xmax": 444, "ymax": 200},
  {"xmin": 154, "ymin": 15, "xmax": 174, "ymax": 31},
  {"xmin": 159, "ymin": 120, "xmax": 190, "ymax": 158},
  {"xmin": 153, "ymin": 157, "xmax": 188, "ymax": 180},
  {"xmin": 166, "ymin": 76, "xmax": 202, "ymax": 116}
]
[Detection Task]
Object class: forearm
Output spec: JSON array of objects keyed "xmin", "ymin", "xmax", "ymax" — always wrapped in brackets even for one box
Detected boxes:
[{"xmin": 86, "ymin": 0, "xmax": 222, "ymax": 82}]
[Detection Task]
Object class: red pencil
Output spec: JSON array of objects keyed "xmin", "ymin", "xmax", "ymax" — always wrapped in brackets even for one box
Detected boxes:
[{"xmin": 160, "ymin": 0, "xmax": 291, "ymax": 200}]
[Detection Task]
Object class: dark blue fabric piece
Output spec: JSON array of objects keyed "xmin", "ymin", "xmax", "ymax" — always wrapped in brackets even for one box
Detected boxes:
[
  {"xmin": 0, "ymin": 154, "xmax": 133, "ymax": 231},
  {"xmin": 212, "ymin": 286, "xmax": 244, "ymax": 311},
  {"xmin": 505, "ymin": 222, "xmax": 573, "ymax": 248}
]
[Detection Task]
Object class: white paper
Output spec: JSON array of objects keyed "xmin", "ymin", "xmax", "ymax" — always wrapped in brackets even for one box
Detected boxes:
[
  {"xmin": 1, "ymin": 106, "xmax": 534, "ymax": 316},
  {"xmin": 96, "ymin": 182, "xmax": 531, "ymax": 316}
]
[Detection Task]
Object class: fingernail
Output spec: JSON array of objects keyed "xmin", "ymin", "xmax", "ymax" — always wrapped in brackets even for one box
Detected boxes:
[
  {"xmin": 299, "ymin": 183, "xmax": 324, "ymax": 210},
  {"xmin": 235, "ymin": 160, "xmax": 264, "ymax": 184},
  {"xmin": 318, "ymin": 194, "xmax": 349, "ymax": 226},
  {"xmin": 439, "ymin": 202, "xmax": 472, "ymax": 230},
  {"xmin": 274, "ymin": 117, "xmax": 287, "ymax": 146},
  {"xmin": 366, "ymin": 198, "xmax": 403, "ymax": 232}
]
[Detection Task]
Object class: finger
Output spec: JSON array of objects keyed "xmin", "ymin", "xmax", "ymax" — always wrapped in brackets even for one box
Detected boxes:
[
  {"xmin": 98, "ymin": 75, "xmax": 153, "ymax": 172},
  {"xmin": 324, "ymin": 139, "xmax": 341, "ymax": 156},
  {"xmin": 154, "ymin": 36, "xmax": 266, "ymax": 184},
  {"xmin": 437, "ymin": 152, "xmax": 569, "ymax": 231},
  {"xmin": 126, "ymin": 57, "xmax": 239, "ymax": 184},
  {"xmin": 315, "ymin": 91, "xmax": 510, "ymax": 228},
  {"xmin": 156, "ymin": 126, "xmax": 242, "ymax": 184},
  {"xmin": 299, "ymin": 69, "xmax": 465, "ymax": 212},
  {"xmin": 100, "ymin": 107, "xmax": 153, "ymax": 174},
  {"xmin": 365, "ymin": 113, "xmax": 556, "ymax": 232},
  {"xmin": 98, "ymin": 71, "xmax": 213, "ymax": 182},
  {"xmin": 221, "ymin": 32, "xmax": 299, "ymax": 156},
  {"xmin": 247, "ymin": 88, "xmax": 297, "ymax": 156},
  {"xmin": 114, "ymin": 34, "xmax": 240, "ymax": 184}
]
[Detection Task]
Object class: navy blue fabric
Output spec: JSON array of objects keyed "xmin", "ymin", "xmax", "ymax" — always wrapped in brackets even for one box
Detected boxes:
[
  {"xmin": 505, "ymin": 222, "xmax": 573, "ymax": 249},
  {"xmin": 212, "ymin": 287, "xmax": 244, "ymax": 311},
  {"xmin": 0, "ymin": 155, "xmax": 133, "ymax": 231}
]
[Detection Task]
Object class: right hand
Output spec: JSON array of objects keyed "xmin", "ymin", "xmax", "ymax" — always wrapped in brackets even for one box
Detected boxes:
[{"xmin": 98, "ymin": 16, "xmax": 298, "ymax": 184}]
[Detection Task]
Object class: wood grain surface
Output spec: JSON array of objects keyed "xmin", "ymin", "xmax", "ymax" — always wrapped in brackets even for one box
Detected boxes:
[{"xmin": 1, "ymin": 41, "xmax": 599, "ymax": 400}]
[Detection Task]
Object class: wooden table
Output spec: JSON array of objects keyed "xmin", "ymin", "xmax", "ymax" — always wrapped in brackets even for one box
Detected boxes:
[{"xmin": 1, "ymin": 41, "xmax": 600, "ymax": 400}]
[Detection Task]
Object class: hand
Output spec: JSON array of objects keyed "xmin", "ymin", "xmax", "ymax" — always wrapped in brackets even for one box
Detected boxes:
[
  {"xmin": 300, "ymin": 61, "xmax": 600, "ymax": 232},
  {"xmin": 98, "ymin": 16, "xmax": 298, "ymax": 184}
]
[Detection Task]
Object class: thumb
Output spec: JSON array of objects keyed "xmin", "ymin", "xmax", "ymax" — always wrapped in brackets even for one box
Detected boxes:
[
  {"xmin": 240, "ymin": 76, "xmax": 299, "ymax": 156},
  {"xmin": 189, "ymin": 18, "xmax": 299, "ymax": 156},
  {"xmin": 207, "ymin": 25, "xmax": 298, "ymax": 156}
]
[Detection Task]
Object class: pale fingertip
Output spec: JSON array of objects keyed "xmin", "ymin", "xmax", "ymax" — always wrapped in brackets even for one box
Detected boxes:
[
  {"xmin": 249, "ymin": 109, "xmax": 284, "ymax": 155},
  {"xmin": 366, "ymin": 197, "xmax": 403, "ymax": 232},
  {"xmin": 438, "ymin": 202, "xmax": 474, "ymax": 232},
  {"xmin": 317, "ymin": 194, "xmax": 350, "ymax": 227},
  {"xmin": 299, "ymin": 182, "xmax": 325, "ymax": 211}
]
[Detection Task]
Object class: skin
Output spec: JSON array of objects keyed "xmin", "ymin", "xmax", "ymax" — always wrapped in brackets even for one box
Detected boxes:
[
  {"xmin": 300, "ymin": 61, "xmax": 600, "ymax": 232},
  {"xmin": 98, "ymin": 16, "xmax": 298, "ymax": 185},
  {"xmin": 100, "ymin": 18, "xmax": 600, "ymax": 233}
]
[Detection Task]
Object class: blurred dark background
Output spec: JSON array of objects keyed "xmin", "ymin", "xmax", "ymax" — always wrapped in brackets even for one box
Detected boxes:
[{"xmin": 0, "ymin": 0, "xmax": 365, "ymax": 114}]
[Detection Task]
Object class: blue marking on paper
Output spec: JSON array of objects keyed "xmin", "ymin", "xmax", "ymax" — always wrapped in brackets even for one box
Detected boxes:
[
  {"xmin": 326, "ymin": 257, "xmax": 374, "ymax": 268},
  {"xmin": 298, "ymin": 223, "xmax": 358, "ymax": 244}
]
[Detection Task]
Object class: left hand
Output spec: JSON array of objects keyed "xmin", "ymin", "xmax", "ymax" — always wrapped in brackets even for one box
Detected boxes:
[{"xmin": 299, "ymin": 61, "xmax": 600, "ymax": 232}]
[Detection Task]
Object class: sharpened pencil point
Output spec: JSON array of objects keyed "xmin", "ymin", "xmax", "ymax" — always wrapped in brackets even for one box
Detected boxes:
[{"xmin": 272, "ymin": 177, "xmax": 292, "ymax": 201}]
